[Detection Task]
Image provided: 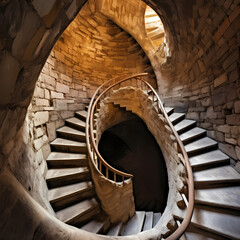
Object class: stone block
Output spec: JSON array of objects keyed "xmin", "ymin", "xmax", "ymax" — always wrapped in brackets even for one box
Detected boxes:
[
  {"xmin": 46, "ymin": 122, "xmax": 56, "ymax": 142},
  {"xmin": 78, "ymin": 91, "xmax": 87, "ymax": 98},
  {"xmin": 34, "ymin": 137, "xmax": 44, "ymax": 150},
  {"xmin": 35, "ymin": 127, "xmax": 44, "ymax": 138},
  {"xmin": 219, "ymin": 143, "xmax": 238, "ymax": 160},
  {"xmin": 35, "ymin": 98, "xmax": 49, "ymax": 106},
  {"xmin": 45, "ymin": 89, "xmax": 50, "ymax": 99},
  {"xmin": 214, "ymin": 73, "xmax": 227, "ymax": 88},
  {"xmin": 34, "ymin": 111, "xmax": 49, "ymax": 126},
  {"xmin": 234, "ymin": 101, "xmax": 240, "ymax": 113},
  {"xmin": 68, "ymin": 104, "xmax": 84, "ymax": 111},
  {"xmin": 216, "ymin": 124, "xmax": 231, "ymax": 133},
  {"xmin": 212, "ymin": 92, "xmax": 225, "ymax": 106},
  {"xmin": 201, "ymin": 97, "xmax": 211, "ymax": 107},
  {"xmin": 42, "ymin": 144, "xmax": 51, "ymax": 159},
  {"xmin": 34, "ymin": 86, "xmax": 44, "ymax": 98},
  {"xmin": 226, "ymin": 114, "xmax": 240, "ymax": 125},
  {"xmin": 60, "ymin": 73, "xmax": 72, "ymax": 82},
  {"xmin": 86, "ymin": 89, "xmax": 95, "ymax": 98},
  {"xmin": 59, "ymin": 111, "xmax": 74, "ymax": 119},
  {"xmin": 51, "ymin": 91, "xmax": 64, "ymax": 99},
  {"xmin": 53, "ymin": 99, "xmax": 68, "ymax": 110},
  {"xmin": 56, "ymin": 82, "xmax": 69, "ymax": 94},
  {"xmin": 186, "ymin": 112, "xmax": 199, "ymax": 121},
  {"xmin": 225, "ymin": 137, "xmax": 237, "ymax": 145},
  {"xmin": 206, "ymin": 107, "xmax": 217, "ymax": 119},
  {"xmin": 68, "ymin": 89, "xmax": 79, "ymax": 98}
]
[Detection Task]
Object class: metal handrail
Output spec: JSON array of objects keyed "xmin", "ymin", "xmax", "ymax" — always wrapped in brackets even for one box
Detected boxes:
[{"xmin": 86, "ymin": 73, "xmax": 194, "ymax": 239}]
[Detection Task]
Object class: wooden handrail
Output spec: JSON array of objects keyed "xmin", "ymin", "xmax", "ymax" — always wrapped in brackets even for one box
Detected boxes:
[
  {"xmin": 86, "ymin": 73, "xmax": 194, "ymax": 239},
  {"xmin": 86, "ymin": 73, "xmax": 148, "ymax": 182}
]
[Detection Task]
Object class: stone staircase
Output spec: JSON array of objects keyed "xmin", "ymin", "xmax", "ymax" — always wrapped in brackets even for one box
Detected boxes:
[
  {"xmin": 45, "ymin": 106, "xmax": 162, "ymax": 236},
  {"xmin": 145, "ymin": 6, "xmax": 164, "ymax": 48},
  {"xmin": 46, "ymin": 93, "xmax": 240, "ymax": 238},
  {"xmin": 46, "ymin": 110, "xmax": 106, "ymax": 228},
  {"xmin": 165, "ymin": 107, "xmax": 240, "ymax": 240}
]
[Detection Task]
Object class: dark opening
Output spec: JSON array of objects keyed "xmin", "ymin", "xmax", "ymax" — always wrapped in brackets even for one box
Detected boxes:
[{"xmin": 98, "ymin": 114, "xmax": 169, "ymax": 213}]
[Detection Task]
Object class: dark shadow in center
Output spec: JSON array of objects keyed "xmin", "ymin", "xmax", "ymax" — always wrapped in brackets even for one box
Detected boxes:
[{"xmin": 98, "ymin": 114, "xmax": 169, "ymax": 213}]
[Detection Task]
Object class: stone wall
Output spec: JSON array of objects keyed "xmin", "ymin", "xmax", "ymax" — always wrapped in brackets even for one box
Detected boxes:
[
  {"xmin": 22, "ymin": 0, "xmax": 157, "ymax": 211},
  {"xmin": 89, "ymin": 103, "xmax": 135, "ymax": 223},
  {"xmin": 157, "ymin": 0, "xmax": 240, "ymax": 171}
]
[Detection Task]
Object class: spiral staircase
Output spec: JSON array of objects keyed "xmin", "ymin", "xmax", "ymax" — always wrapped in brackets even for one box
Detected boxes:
[{"xmin": 46, "ymin": 74, "xmax": 240, "ymax": 239}]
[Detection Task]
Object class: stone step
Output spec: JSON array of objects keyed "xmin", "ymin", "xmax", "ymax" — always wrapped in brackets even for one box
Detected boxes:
[
  {"xmin": 47, "ymin": 152, "xmax": 87, "ymax": 168},
  {"xmin": 143, "ymin": 212, "xmax": 153, "ymax": 231},
  {"xmin": 189, "ymin": 150, "xmax": 229, "ymax": 170},
  {"xmin": 185, "ymin": 137, "xmax": 218, "ymax": 156},
  {"xmin": 190, "ymin": 205, "xmax": 240, "ymax": 240},
  {"xmin": 80, "ymin": 213, "xmax": 109, "ymax": 234},
  {"xmin": 153, "ymin": 212, "xmax": 161, "ymax": 227},
  {"xmin": 169, "ymin": 113, "xmax": 185, "ymax": 125},
  {"xmin": 182, "ymin": 225, "xmax": 227, "ymax": 240},
  {"xmin": 180, "ymin": 127, "xmax": 206, "ymax": 144},
  {"xmin": 48, "ymin": 181, "xmax": 95, "ymax": 211},
  {"xmin": 105, "ymin": 222, "xmax": 123, "ymax": 236},
  {"xmin": 65, "ymin": 117, "xmax": 86, "ymax": 132},
  {"xmin": 85, "ymin": 105, "xmax": 89, "ymax": 112},
  {"xmin": 121, "ymin": 211, "xmax": 145, "ymax": 236},
  {"xmin": 57, "ymin": 126, "xmax": 86, "ymax": 142},
  {"xmin": 51, "ymin": 138, "xmax": 87, "ymax": 153},
  {"xmin": 194, "ymin": 165, "xmax": 240, "ymax": 188},
  {"xmin": 56, "ymin": 198, "xmax": 100, "ymax": 226},
  {"xmin": 195, "ymin": 186, "xmax": 240, "ymax": 211},
  {"xmin": 46, "ymin": 167, "xmax": 90, "ymax": 188},
  {"xmin": 164, "ymin": 107, "xmax": 174, "ymax": 116},
  {"xmin": 75, "ymin": 110, "xmax": 88, "ymax": 121},
  {"xmin": 174, "ymin": 119, "xmax": 196, "ymax": 134}
]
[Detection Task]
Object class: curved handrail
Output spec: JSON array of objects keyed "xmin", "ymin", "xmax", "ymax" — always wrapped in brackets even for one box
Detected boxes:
[
  {"xmin": 86, "ymin": 73, "xmax": 148, "ymax": 182},
  {"xmin": 86, "ymin": 73, "xmax": 194, "ymax": 239},
  {"xmin": 139, "ymin": 81, "xmax": 194, "ymax": 240}
]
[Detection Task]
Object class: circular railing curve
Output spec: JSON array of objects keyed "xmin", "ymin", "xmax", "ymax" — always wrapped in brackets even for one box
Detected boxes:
[{"xmin": 85, "ymin": 73, "xmax": 194, "ymax": 239}]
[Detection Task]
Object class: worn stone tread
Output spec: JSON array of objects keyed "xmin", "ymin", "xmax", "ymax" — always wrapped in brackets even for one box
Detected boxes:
[
  {"xmin": 153, "ymin": 212, "xmax": 161, "ymax": 227},
  {"xmin": 66, "ymin": 117, "xmax": 86, "ymax": 131},
  {"xmin": 46, "ymin": 167, "xmax": 89, "ymax": 180},
  {"xmin": 57, "ymin": 126, "xmax": 85, "ymax": 141},
  {"xmin": 56, "ymin": 198, "xmax": 99, "ymax": 224},
  {"xmin": 169, "ymin": 112, "xmax": 185, "ymax": 125},
  {"xmin": 182, "ymin": 228, "xmax": 224, "ymax": 240},
  {"xmin": 106, "ymin": 222, "xmax": 123, "ymax": 236},
  {"xmin": 180, "ymin": 127, "xmax": 206, "ymax": 143},
  {"xmin": 48, "ymin": 181, "xmax": 93, "ymax": 202},
  {"xmin": 189, "ymin": 150, "xmax": 229, "ymax": 168},
  {"xmin": 194, "ymin": 165, "xmax": 240, "ymax": 186},
  {"xmin": 76, "ymin": 110, "xmax": 88, "ymax": 121},
  {"xmin": 47, "ymin": 152, "xmax": 87, "ymax": 161},
  {"xmin": 195, "ymin": 186, "xmax": 240, "ymax": 210},
  {"xmin": 80, "ymin": 214, "xmax": 109, "ymax": 234},
  {"xmin": 121, "ymin": 211, "xmax": 145, "ymax": 235},
  {"xmin": 51, "ymin": 138, "xmax": 87, "ymax": 153},
  {"xmin": 185, "ymin": 137, "xmax": 218, "ymax": 155},
  {"xmin": 143, "ymin": 212, "xmax": 153, "ymax": 231},
  {"xmin": 190, "ymin": 205, "xmax": 240, "ymax": 240},
  {"xmin": 174, "ymin": 119, "xmax": 196, "ymax": 133},
  {"xmin": 164, "ymin": 107, "xmax": 174, "ymax": 115}
]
